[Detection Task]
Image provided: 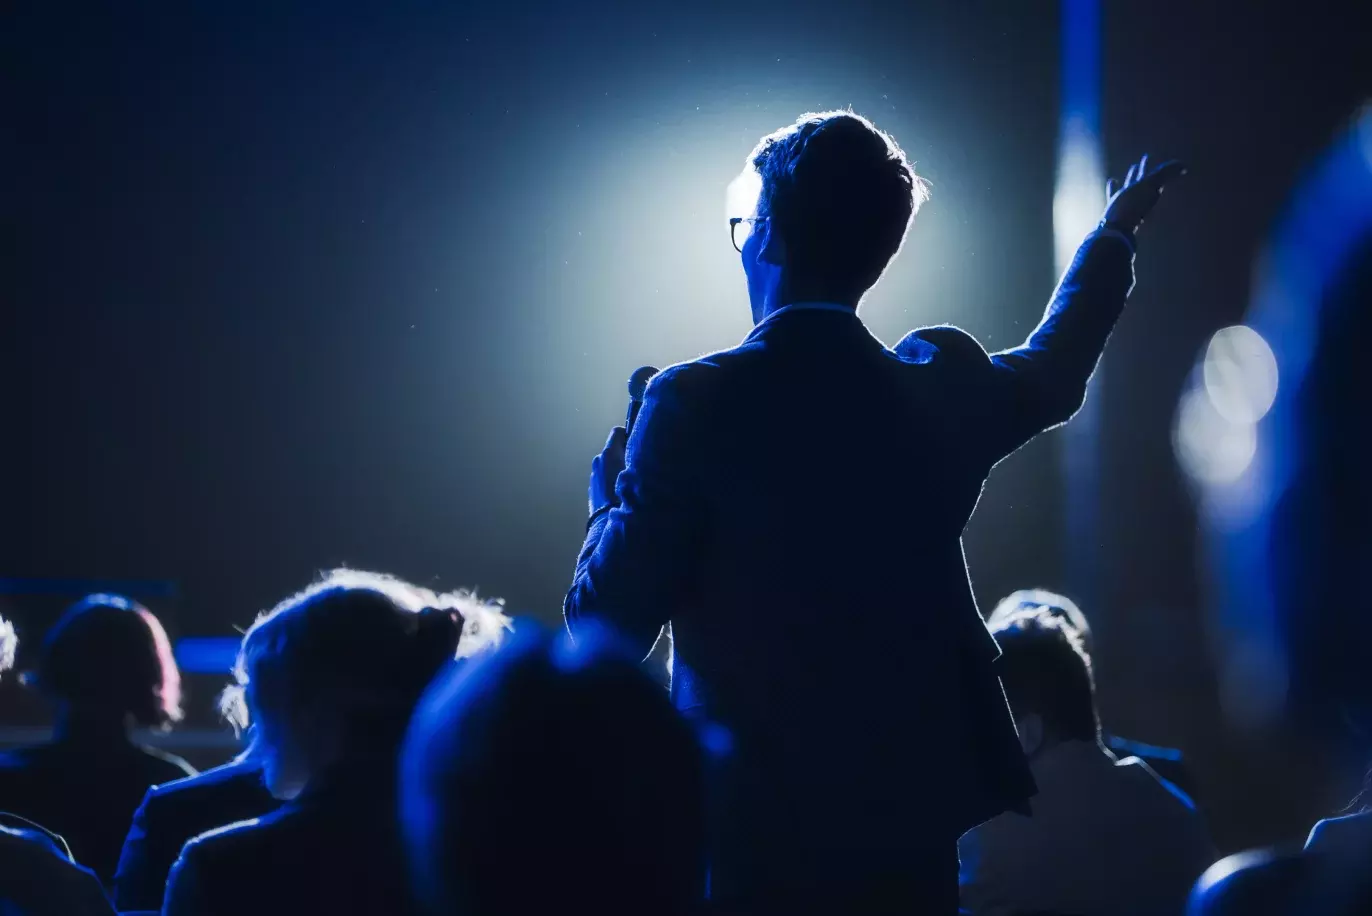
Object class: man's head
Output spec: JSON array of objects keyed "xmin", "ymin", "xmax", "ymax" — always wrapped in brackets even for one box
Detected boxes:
[
  {"xmin": 732, "ymin": 110, "xmax": 927, "ymax": 321},
  {"xmin": 991, "ymin": 609, "xmax": 1100, "ymax": 759}
]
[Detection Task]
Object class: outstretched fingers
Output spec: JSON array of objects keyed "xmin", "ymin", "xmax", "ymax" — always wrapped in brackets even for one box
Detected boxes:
[{"xmin": 1145, "ymin": 159, "xmax": 1188, "ymax": 191}]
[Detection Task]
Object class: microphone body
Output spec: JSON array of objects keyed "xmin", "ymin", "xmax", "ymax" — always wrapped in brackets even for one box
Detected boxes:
[{"xmin": 625, "ymin": 366, "xmax": 659, "ymax": 433}]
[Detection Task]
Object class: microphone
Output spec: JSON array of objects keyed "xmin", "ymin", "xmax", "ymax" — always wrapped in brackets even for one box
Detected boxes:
[{"xmin": 626, "ymin": 366, "xmax": 659, "ymax": 433}]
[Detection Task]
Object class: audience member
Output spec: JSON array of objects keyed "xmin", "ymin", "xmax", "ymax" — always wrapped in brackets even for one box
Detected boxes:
[
  {"xmin": 959, "ymin": 609, "xmax": 1214, "ymax": 916},
  {"xmin": 112, "ymin": 731, "xmax": 278, "ymax": 912},
  {"xmin": 400, "ymin": 622, "xmax": 707, "ymax": 916},
  {"xmin": 0, "ymin": 594, "xmax": 194, "ymax": 882},
  {"xmin": 1187, "ymin": 774, "xmax": 1372, "ymax": 915},
  {"xmin": 988, "ymin": 588, "xmax": 1200, "ymax": 800},
  {"xmin": 0, "ymin": 615, "xmax": 117, "ymax": 916},
  {"xmin": 161, "ymin": 569, "xmax": 507, "ymax": 916},
  {"xmin": 565, "ymin": 107, "xmax": 1182, "ymax": 913}
]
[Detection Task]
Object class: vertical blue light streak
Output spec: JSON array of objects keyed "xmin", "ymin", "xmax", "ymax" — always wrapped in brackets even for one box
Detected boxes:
[{"xmin": 1057, "ymin": 0, "xmax": 1104, "ymax": 610}]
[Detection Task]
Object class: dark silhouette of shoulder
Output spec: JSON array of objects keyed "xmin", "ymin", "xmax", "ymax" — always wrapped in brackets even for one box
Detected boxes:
[
  {"xmin": 893, "ymin": 324, "xmax": 993, "ymax": 367},
  {"xmin": 114, "ymin": 759, "xmax": 277, "ymax": 912},
  {"xmin": 1, "ymin": 822, "xmax": 118, "ymax": 915},
  {"xmin": 164, "ymin": 788, "xmax": 416, "ymax": 916},
  {"xmin": 0, "ymin": 741, "xmax": 194, "ymax": 882}
]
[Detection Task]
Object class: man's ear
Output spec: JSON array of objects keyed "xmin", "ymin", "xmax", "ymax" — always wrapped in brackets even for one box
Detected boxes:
[
  {"xmin": 758, "ymin": 221, "xmax": 787, "ymax": 267},
  {"xmin": 1015, "ymin": 712, "xmax": 1045, "ymax": 758}
]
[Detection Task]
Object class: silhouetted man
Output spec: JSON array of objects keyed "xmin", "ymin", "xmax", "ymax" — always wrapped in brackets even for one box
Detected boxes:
[
  {"xmin": 988, "ymin": 588, "xmax": 1201, "ymax": 800},
  {"xmin": 960, "ymin": 609, "xmax": 1213, "ymax": 916},
  {"xmin": 566, "ymin": 110, "xmax": 1184, "ymax": 914}
]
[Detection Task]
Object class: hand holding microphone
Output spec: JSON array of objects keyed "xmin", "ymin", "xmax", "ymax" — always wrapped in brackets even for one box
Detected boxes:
[{"xmin": 588, "ymin": 366, "xmax": 659, "ymax": 521}]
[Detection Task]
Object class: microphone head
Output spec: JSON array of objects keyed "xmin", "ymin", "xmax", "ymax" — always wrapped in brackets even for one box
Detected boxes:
[{"xmin": 628, "ymin": 366, "xmax": 659, "ymax": 401}]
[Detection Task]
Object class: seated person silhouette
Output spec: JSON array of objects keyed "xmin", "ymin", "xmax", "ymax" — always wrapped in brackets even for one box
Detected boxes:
[
  {"xmin": 161, "ymin": 569, "xmax": 507, "ymax": 916},
  {"xmin": 399, "ymin": 622, "xmax": 707, "ymax": 916},
  {"xmin": 112, "ymin": 729, "xmax": 277, "ymax": 912},
  {"xmin": 1188, "ymin": 775, "xmax": 1372, "ymax": 916},
  {"xmin": 987, "ymin": 588, "xmax": 1200, "ymax": 801},
  {"xmin": 0, "ymin": 615, "xmax": 117, "ymax": 916},
  {"xmin": 0, "ymin": 594, "xmax": 194, "ymax": 882},
  {"xmin": 959, "ymin": 609, "xmax": 1214, "ymax": 916}
]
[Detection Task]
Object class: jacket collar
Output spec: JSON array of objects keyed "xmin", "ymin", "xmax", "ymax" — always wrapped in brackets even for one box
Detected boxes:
[{"xmin": 744, "ymin": 301, "xmax": 863, "ymax": 345}]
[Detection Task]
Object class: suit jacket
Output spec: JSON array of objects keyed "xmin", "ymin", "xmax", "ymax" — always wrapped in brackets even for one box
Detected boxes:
[
  {"xmin": 163, "ymin": 757, "xmax": 417, "ymax": 916},
  {"xmin": 0, "ymin": 737, "xmax": 194, "ymax": 883},
  {"xmin": 958, "ymin": 740, "xmax": 1214, "ymax": 916},
  {"xmin": 565, "ymin": 230, "xmax": 1136, "ymax": 902},
  {"xmin": 112, "ymin": 759, "xmax": 278, "ymax": 912}
]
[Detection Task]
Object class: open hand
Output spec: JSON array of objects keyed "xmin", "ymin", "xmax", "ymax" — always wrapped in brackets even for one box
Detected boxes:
[{"xmin": 1102, "ymin": 155, "xmax": 1187, "ymax": 236}]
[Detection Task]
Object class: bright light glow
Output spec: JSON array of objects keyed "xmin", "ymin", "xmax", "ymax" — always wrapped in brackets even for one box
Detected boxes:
[
  {"xmin": 725, "ymin": 166, "xmax": 761, "ymax": 220},
  {"xmin": 1202, "ymin": 325, "xmax": 1279, "ymax": 424},
  {"xmin": 1174, "ymin": 386, "xmax": 1258, "ymax": 485},
  {"xmin": 1053, "ymin": 121, "xmax": 1105, "ymax": 274}
]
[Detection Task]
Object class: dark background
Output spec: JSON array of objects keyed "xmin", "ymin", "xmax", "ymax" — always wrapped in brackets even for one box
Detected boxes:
[{"xmin": 3, "ymin": 0, "xmax": 1369, "ymax": 852}]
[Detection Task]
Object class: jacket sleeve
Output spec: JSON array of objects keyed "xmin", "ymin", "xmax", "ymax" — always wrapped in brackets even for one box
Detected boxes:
[
  {"xmin": 162, "ymin": 837, "xmax": 211, "ymax": 916},
  {"xmin": 563, "ymin": 363, "xmax": 709, "ymax": 656},
  {"xmin": 897, "ymin": 228, "xmax": 1136, "ymax": 468},
  {"xmin": 112, "ymin": 788, "xmax": 165, "ymax": 912}
]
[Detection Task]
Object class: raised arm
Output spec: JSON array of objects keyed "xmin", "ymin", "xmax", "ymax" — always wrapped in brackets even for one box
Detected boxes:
[
  {"xmin": 563, "ymin": 363, "xmax": 709, "ymax": 658},
  {"xmin": 900, "ymin": 156, "xmax": 1185, "ymax": 467}
]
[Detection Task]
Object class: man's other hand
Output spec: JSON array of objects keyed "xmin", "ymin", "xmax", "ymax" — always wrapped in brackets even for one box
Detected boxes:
[
  {"xmin": 1102, "ymin": 154, "xmax": 1187, "ymax": 236},
  {"xmin": 588, "ymin": 426, "xmax": 628, "ymax": 516}
]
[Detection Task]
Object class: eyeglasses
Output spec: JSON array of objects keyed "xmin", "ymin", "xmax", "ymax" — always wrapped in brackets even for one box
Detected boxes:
[{"xmin": 729, "ymin": 217, "xmax": 765, "ymax": 253}]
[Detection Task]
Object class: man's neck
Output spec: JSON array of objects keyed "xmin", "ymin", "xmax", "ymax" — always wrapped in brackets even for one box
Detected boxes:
[{"xmin": 755, "ymin": 299, "xmax": 857, "ymax": 326}]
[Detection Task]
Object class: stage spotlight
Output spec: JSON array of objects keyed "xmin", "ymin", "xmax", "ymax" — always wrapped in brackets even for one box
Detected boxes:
[
  {"xmin": 1052, "ymin": 132, "xmax": 1105, "ymax": 275},
  {"xmin": 725, "ymin": 166, "xmax": 761, "ymax": 233}
]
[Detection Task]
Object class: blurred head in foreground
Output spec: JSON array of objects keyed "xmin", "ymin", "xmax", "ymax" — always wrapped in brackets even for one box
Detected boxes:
[
  {"xmin": 222, "ymin": 569, "xmax": 509, "ymax": 799},
  {"xmin": 25, "ymin": 593, "xmax": 182, "ymax": 730},
  {"xmin": 400, "ymin": 622, "xmax": 706, "ymax": 916}
]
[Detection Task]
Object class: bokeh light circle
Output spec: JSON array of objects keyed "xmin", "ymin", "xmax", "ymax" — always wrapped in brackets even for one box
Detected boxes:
[
  {"xmin": 1202, "ymin": 325, "xmax": 1279, "ymax": 424},
  {"xmin": 1175, "ymin": 385, "xmax": 1258, "ymax": 485}
]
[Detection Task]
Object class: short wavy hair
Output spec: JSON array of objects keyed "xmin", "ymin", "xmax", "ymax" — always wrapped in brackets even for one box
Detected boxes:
[
  {"xmin": 748, "ymin": 109, "xmax": 928, "ymax": 303},
  {"xmin": 26, "ymin": 594, "xmax": 182, "ymax": 729},
  {"xmin": 991, "ymin": 608, "xmax": 1100, "ymax": 743},
  {"xmin": 220, "ymin": 569, "xmax": 511, "ymax": 739}
]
